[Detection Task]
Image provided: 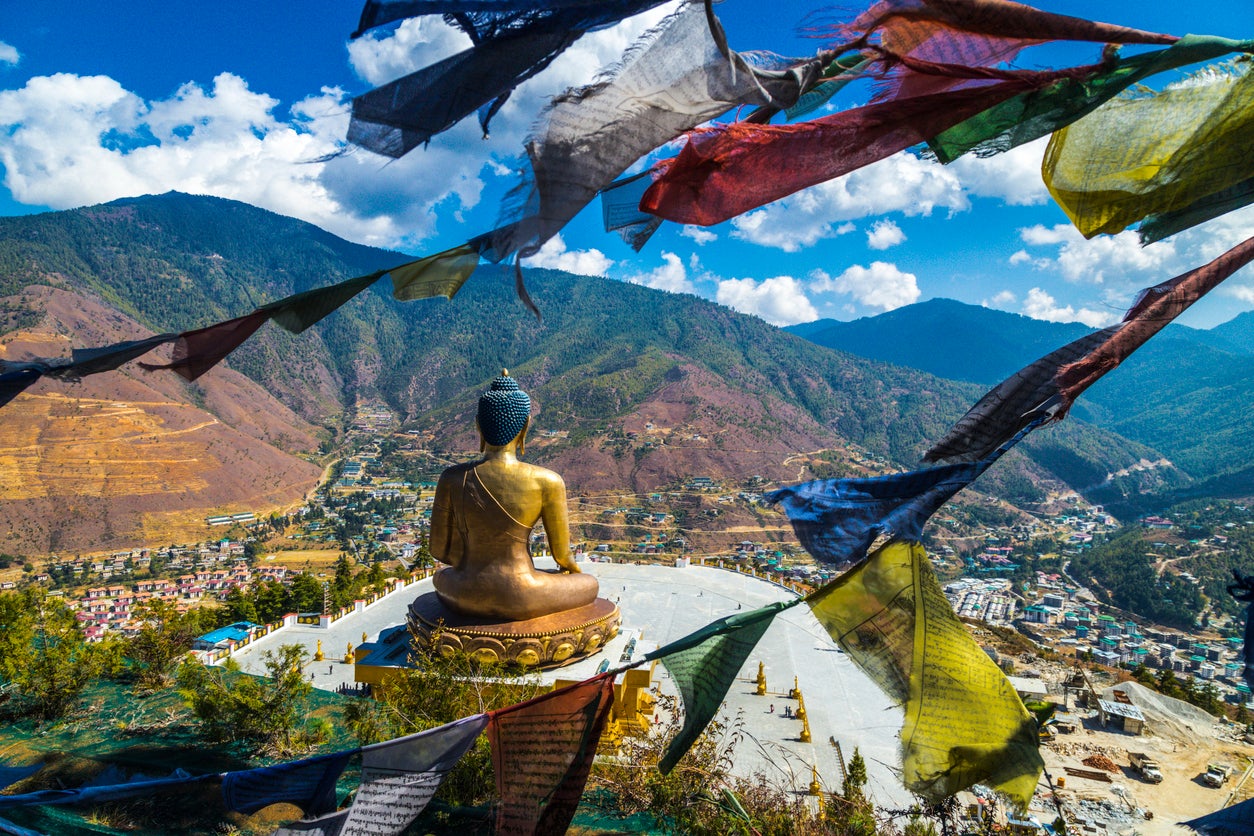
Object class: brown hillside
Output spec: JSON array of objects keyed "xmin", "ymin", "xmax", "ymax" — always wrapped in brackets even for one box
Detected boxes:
[
  {"xmin": 0, "ymin": 287, "xmax": 322, "ymax": 555},
  {"xmin": 541, "ymin": 362, "xmax": 866, "ymax": 492},
  {"xmin": 425, "ymin": 361, "xmax": 877, "ymax": 496}
]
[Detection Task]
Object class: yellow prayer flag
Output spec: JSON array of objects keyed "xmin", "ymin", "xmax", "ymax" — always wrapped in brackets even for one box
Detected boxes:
[
  {"xmin": 388, "ymin": 245, "xmax": 480, "ymax": 302},
  {"xmin": 1043, "ymin": 62, "xmax": 1254, "ymax": 238},
  {"xmin": 807, "ymin": 541, "xmax": 1042, "ymax": 808}
]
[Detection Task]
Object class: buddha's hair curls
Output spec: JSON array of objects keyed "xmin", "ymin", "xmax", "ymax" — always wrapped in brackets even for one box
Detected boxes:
[{"xmin": 478, "ymin": 371, "xmax": 530, "ymax": 446}]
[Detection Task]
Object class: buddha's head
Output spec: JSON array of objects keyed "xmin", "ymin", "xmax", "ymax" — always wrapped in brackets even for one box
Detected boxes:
[{"xmin": 477, "ymin": 369, "xmax": 531, "ymax": 452}]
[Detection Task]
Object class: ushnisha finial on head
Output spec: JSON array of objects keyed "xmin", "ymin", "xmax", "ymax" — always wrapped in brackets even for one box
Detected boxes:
[{"xmin": 477, "ymin": 369, "xmax": 531, "ymax": 449}]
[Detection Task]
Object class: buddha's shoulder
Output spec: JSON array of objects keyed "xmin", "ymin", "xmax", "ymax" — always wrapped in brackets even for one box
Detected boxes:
[
  {"xmin": 438, "ymin": 461, "xmax": 478, "ymax": 480},
  {"xmin": 521, "ymin": 462, "xmax": 565, "ymax": 486}
]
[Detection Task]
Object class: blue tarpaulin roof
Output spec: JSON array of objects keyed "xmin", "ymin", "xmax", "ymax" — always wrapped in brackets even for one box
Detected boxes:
[{"xmin": 197, "ymin": 622, "xmax": 260, "ymax": 646}]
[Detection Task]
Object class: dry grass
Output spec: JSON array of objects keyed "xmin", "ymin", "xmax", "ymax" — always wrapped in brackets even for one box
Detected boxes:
[{"xmin": 261, "ymin": 549, "xmax": 346, "ymax": 574}]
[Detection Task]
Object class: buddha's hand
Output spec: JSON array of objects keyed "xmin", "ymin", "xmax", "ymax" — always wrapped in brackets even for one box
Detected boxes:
[{"xmin": 557, "ymin": 560, "xmax": 582, "ymax": 574}]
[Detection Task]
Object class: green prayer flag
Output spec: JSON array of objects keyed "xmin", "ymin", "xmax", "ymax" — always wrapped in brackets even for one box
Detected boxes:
[
  {"xmin": 807, "ymin": 541, "xmax": 1042, "ymax": 808},
  {"xmin": 645, "ymin": 600, "xmax": 797, "ymax": 774},
  {"xmin": 388, "ymin": 245, "xmax": 480, "ymax": 302},
  {"xmin": 929, "ymin": 35, "xmax": 1254, "ymax": 164},
  {"xmin": 786, "ymin": 55, "xmax": 873, "ymax": 122},
  {"xmin": 261, "ymin": 271, "xmax": 384, "ymax": 334},
  {"xmin": 1140, "ymin": 175, "xmax": 1254, "ymax": 243}
]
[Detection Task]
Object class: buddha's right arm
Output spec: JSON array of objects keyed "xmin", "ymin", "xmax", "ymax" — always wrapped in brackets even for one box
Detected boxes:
[{"xmin": 429, "ymin": 478, "xmax": 457, "ymax": 567}]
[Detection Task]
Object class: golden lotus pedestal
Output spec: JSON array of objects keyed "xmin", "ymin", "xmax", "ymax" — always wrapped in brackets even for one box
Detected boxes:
[{"xmin": 407, "ymin": 592, "xmax": 621, "ymax": 669}]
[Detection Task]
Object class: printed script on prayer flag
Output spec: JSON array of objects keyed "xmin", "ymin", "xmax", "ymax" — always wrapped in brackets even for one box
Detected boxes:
[
  {"xmin": 646, "ymin": 601, "xmax": 796, "ymax": 773},
  {"xmin": 338, "ymin": 715, "xmax": 488, "ymax": 836},
  {"xmin": 807, "ymin": 541, "xmax": 1043, "ymax": 807},
  {"xmin": 489, "ymin": 675, "xmax": 616, "ymax": 836}
]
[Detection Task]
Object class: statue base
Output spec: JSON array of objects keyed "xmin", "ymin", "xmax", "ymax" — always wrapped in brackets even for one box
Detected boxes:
[{"xmin": 407, "ymin": 592, "xmax": 621, "ymax": 669}]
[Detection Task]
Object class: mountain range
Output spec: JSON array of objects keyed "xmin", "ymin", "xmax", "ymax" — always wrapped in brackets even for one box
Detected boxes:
[
  {"xmin": 788, "ymin": 299, "xmax": 1254, "ymax": 514},
  {"xmin": 0, "ymin": 193, "xmax": 1236, "ymax": 554}
]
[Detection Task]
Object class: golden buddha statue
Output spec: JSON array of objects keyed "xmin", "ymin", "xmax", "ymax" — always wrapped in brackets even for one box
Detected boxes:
[
  {"xmin": 430, "ymin": 371, "xmax": 599, "ymax": 621},
  {"xmin": 408, "ymin": 371, "xmax": 619, "ymax": 668}
]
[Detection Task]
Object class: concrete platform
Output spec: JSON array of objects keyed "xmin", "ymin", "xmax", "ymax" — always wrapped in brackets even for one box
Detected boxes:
[{"xmin": 226, "ymin": 559, "xmax": 910, "ymax": 807}]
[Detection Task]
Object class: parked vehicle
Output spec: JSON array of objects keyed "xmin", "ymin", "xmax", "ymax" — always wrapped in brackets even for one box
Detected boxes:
[
  {"xmin": 1204, "ymin": 763, "xmax": 1233, "ymax": 787},
  {"xmin": 1129, "ymin": 752, "xmax": 1163, "ymax": 783}
]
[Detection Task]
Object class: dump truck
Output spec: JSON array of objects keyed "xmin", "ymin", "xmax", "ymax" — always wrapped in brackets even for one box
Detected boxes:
[
  {"xmin": 1129, "ymin": 752, "xmax": 1163, "ymax": 783},
  {"xmin": 1204, "ymin": 763, "xmax": 1233, "ymax": 787}
]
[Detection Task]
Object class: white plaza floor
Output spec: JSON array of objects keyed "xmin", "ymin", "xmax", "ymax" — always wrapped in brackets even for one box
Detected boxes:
[{"xmin": 227, "ymin": 559, "xmax": 912, "ymax": 808}]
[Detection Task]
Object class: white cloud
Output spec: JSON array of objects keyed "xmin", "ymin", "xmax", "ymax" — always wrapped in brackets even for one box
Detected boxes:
[
  {"xmin": 1022, "ymin": 287, "xmax": 1115, "ymax": 327},
  {"xmin": 0, "ymin": 7, "xmax": 678, "ymax": 251},
  {"xmin": 626, "ymin": 251, "xmax": 694, "ymax": 294},
  {"xmin": 0, "ymin": 42, "xmax": 18, "ymax": 66},
  {"xmin": 866, "ymin": 219, "xmax": 905, "ymax": 250},
  {"xmin": 716, "ymin": 275, "xmax": 818, "ymax": 326},
  {"xmin": 1009, "ymin": 250, "xmax": 1031, "ymax": 265},
  {"xmin": 985, "ymin": 290, "xmax": 1017, "ymax": 307},
  {"xmin": 948, "ymin": 138, "xmax": 1050, "ymax": 206},
  {"xmin": 526, "ymin": 234, "xmax": 613, "ymax": 276},
  {"xmin": 679, "ymin": 225, "xmax": 717, "ymax": 245},
  {"xmin": 1227, "ymin": 285, "xmax": 1254, "ymax": 304},
  {"xmin": 346, "ymin": 18, "xmax": 472, "ymax": 87},
  {"xmin": 1018, "ymin": 223, "xmax": 1177, "ymax": 285},
  {"xmin": 0, "ymin": 73, "xmax": 430, "ymax": 245},
  {"xmin": 812, "ymin": 262, "xmax": 920, "ymax": 311},
  {"xmin": 730, "ymin": 152, "xmax": 968, "ymax": 251}
]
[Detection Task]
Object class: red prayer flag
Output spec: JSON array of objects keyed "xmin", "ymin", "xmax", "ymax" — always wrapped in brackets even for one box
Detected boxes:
[
  {"xmin": 833, "ymin": 0, "xmax": 1175, "ymax": 65},
  {"xmin": 641, "ymin": 60, "xmax": 1105, "ymax": 227},
  {"xmin": 138, "ymin": 311, "xmax": 270, "ymax": 381},
  {"xmin": 1055, "ymin": 234, "xmax": 1254, "ymax": 405},
  {"xmin": 488, "ymin": 674, "xmax": 615, "ymax": 836}
]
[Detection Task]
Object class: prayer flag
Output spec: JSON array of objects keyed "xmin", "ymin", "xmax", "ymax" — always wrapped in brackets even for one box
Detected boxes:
[
  {"xmin": 921, "ymin": 327, "xmax": 1114, "ymax": 464},
  {"xmin": 388, "ymin": 246, "xmax": 480, "ymax": 302},
  {"xmin": 0, "ymin": 334, "xmax": 177, "ymax": 411},
  {"xmin": 927, "ymin": 234, "xmax": 1254, "ymax": 463},
  {"xmin": 1140, "ymin": 174, "xmax": 1254, "ymax": 244},
  {"xmin": 0, "ymin": 815, "xmax": 44, "ymax": 836},
  {"xmin": 644, "ymin": 601, "xmax": 796, "ymax": 774},
  {"xmin": 477, "ymin": 1, "xmax": 823, "ymax": 262},
  {"xmin": 0, "ymin": 764, "xmax": 40, "ymax": 793},
  {"xmin": 831, "ymin": 0, "xmax": 1174, "ymax": 98},
  {"xmin": 261, "ymin": 272, "xmax": 385, "ymax": 335},
  {"xmin": 338, "ymin": 715, "xmax": 488, "ymax": 835},
  {"xmin": 0, "ymin": 772, "xmax": 216, "ymax": 810},
  {"xmin": 62, "ymin": 334, "xmax": 179, "ymax": 377},
  {"xmin": 1043, "ymin": 60, "xmax": 1254, "ymax": 237},
  {"xmin": 929, "ymin": 36, "xmax": 1254, "ymax": 163},
  {"xmin": 1184, "ymin": 797, "xmax": 1254, "ymax": 836},
  {"xmin": 139, "ymin": 310, "xmax": 270, "ymax": 382},
  {"xmin": 839, "ymin": 0, "xmax": 1175, "ymax": 52},
  {"xmin": 807, "ymin": 541, "xmax": 1043, "ymax": 807},
  {"xmin": 221, "ymin": 750, "xmax": 354, "ymax": 816},
  {"xmin": 347, "ymin": 0, "xmax": 672, "ymax": 156},
  {"xmin": 772, "ymin": 417, "xmax": 1044, "ymax": 569},
  {"xmin": 488, "ymin": 674, "xmax": 615, "ymax": 836},
  {"xmin": 1054, "ymin": 235, "xmax": 1254, "ymax": 404},
  {"xmin": 0, "ymin": 362, "xmax": 50, "ymax": 409},
  {"xmin": 640, "ymin": 58, "xmax": 1109, "ymax": 227}
]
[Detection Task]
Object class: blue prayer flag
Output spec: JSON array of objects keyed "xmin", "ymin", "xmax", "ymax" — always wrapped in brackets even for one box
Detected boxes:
[{"xmin": 769, "ymin": 417, "xmax": 1044, "ymax": 569}]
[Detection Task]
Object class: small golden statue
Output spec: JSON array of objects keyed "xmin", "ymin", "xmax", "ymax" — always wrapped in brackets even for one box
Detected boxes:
[
  {"xmin": 430, "ymin": 370, "xmax": 599, "ymax": 621},
  {"xmin": 408, "ymin": 371, "xmax": 618, "ymax": 667}
]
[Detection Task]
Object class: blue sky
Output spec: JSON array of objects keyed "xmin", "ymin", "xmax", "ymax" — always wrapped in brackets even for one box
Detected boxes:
[{"xmin": 1, "ymin": 1, "xmax": 1251, "ymax": 329}]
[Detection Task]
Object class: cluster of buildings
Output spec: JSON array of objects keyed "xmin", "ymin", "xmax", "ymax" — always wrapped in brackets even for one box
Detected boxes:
[
  {"xmin": 944, "ymin": 577, "xmax": 1019, "ymax": 624},
  {"xmin": 1016, "ymin": 573, "xmax": 1252, "ymax": 706},
  {"xmin": 70, "ymin": 559, "xmax": 292, "ymax": 640}
]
